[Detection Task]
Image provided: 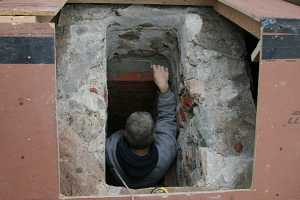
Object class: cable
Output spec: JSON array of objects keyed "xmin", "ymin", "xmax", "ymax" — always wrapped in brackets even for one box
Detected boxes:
[{"xmin": 113, "ymin": 167, "xmax": 135, "ymax": 200}]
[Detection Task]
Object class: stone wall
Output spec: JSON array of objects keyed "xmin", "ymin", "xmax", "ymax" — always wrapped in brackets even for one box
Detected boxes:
[{"xmin": 56, "ymin": 5, "xmax": 256, "ymax": 196}]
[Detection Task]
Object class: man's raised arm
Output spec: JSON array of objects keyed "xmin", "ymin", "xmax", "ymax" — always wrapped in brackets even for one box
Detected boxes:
[{"xmin": 152, "ymin": 65, "xmax": 177, "ymax": 139}]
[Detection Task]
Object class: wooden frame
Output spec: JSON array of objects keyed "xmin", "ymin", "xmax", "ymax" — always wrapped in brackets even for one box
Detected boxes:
[{"xmin": 0, "ymin": 1, "xmax": 300, "ymax": 200}]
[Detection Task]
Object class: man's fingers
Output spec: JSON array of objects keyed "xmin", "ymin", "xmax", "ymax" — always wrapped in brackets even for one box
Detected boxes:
[
  {"xmin": 159, "ymin": 65, "xmax": 164, "ymax": 71},
  {"xmin": 151, "ymin": 64, "xmax": 157, "ymax": 71},
  {"xmin": 152, "ymin": 64, "xmax": 168, "ymax": 73}
]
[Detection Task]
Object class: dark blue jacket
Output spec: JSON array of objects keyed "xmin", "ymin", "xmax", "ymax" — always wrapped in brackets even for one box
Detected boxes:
[{"xmin": 106, "ymin": 90, "xmax": 177, "ymax": 188}]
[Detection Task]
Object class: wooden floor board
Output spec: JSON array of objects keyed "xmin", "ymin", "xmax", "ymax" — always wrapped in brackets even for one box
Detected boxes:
[
  {"xmin": 0, "ymin": 0, "xmax": 299, "ymax": 21},
  {"xmin": 0, "ymin": 23, "xmax": 58, "ymax": 200},
  {"xmin": 0, "ymin": 0, "xmax": 66, "ymax": 16},
  {"xmin": 219, "ymin": 0, "xmax": 300, "ymax": 21},
  {"xmin": 67, "ymin": 0, "xmax": 215, "ymax": 5}
]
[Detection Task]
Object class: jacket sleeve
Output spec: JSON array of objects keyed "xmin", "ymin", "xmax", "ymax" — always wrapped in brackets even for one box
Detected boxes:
[{"xmin": 155, "ymin": 90, "xmax": 177, "ymax": 140}]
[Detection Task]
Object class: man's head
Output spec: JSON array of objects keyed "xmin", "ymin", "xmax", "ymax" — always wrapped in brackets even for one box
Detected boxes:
[{"xmin": 124, "ymin": 112, "xmax": 154, "ymax": 149}]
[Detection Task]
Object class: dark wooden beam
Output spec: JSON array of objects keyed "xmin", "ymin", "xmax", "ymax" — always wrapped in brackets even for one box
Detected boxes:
[
  {"xmin": 214, "ymin": 2, "xmax": 261, "ymax": 38},
  {"xmin": 67, "ymin": 0, "xmax": 215, "ymax": 6}
]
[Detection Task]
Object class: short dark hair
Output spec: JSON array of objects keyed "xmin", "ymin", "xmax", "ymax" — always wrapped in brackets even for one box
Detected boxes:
[{"xmin": 124, "ymin": 112, "xmax": 154, "ymax": 149}]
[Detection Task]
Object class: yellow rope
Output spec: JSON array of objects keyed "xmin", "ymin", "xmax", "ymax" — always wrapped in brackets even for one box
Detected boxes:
[{"xmin": 151, "ymin": 187, "xmax": 168, "ymax": 193}]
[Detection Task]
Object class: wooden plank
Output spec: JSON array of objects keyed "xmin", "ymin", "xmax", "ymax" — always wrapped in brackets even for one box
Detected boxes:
[
  {"xmin": 214, "ymin": 2, "xmax": 261, "ymax": 38},
  {"xmin": 37, "ymin": 16, "xmax": 55, "ymax": 22},
  {"xmin": 0, "ymin": 23, "xmax": 54, "ymax": 37},
  {"xmin": 0, "ymin": 0, "xmax": 66, "ymax": 16},
  {"xmin": 67, "ymin": 0, "xmax": 215, "ymax": 5},
  {"xmin": 218, "ymin": 0, "xmax": 300, "ymax": 21},
  {"xmin": 0, "ymin": 16, "xmax": 37, "ymax": 23},
  {"xmin": 0, "ymin": 0, "xmax": 299, "ymax": 21},
  {"xmin": 251, "ymin": 40, "xmax": 261, "ymax": 62},
  {"xmin": 253, "ymin": 19, "xmax": 300, "ymax": 199},
  {"xmin": 0, "ymin": 23, "xmax": 58, "ymax": 200}
]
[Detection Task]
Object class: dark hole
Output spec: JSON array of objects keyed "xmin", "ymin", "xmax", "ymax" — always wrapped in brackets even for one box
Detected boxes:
[
  {"xmin": 243, "ymin": 29, "xmax": 259, "ymax": 105},
  {"xmin": 20, "ymin": 155, "xmax": 25, "ymax": 159},
  {"xmin": 106, "ymin": 55, "xmax": 171, "ymax": 136},
  {"xmin": 107, "ymin": 80, "xmax": 157, "ymax": 135}
]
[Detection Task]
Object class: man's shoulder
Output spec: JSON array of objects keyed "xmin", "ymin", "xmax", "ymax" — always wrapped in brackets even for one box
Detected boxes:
[{"xmin": 106, "ymin": 131, "xmax": 123, "ymax": 144}]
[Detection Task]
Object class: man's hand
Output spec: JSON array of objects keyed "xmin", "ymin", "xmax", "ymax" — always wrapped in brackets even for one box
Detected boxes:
[{"xmin": 152, "ymin": 64, "xmax": 169, "ymax": 93}]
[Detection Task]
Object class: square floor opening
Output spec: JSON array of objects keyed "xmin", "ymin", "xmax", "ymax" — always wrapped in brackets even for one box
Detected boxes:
[{"xmin": 56, "ymin": 4, "xmax": 257, "ymax": 196}]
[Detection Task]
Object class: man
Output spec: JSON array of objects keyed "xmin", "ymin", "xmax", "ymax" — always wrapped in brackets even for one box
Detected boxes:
[{"xmin": 106, "ymin": 64, "xmax": 177, "ymax": 189}]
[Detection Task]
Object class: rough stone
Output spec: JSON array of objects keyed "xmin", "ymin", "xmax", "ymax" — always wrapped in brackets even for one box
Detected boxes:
[
  {"xmin": 185, "ymin": 79, "xmax": 205, "ymax": 100},
  {"xmin": 200, "ymin": 148, "xmax": 253, "ymax": 189},
  {"xmin": 59, "ymin": 127, "xmax": 106, "ymax": 195}
]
